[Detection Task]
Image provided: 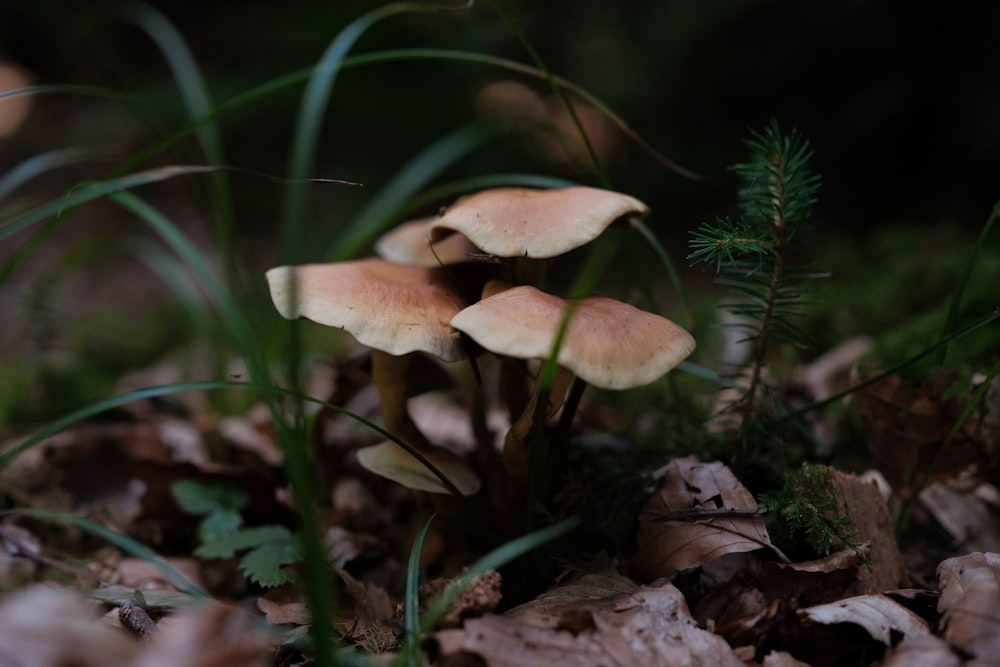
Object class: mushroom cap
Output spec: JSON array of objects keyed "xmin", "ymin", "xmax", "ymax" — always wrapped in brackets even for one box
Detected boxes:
[
  {"xmin": 356, "ymin": 440, "xmax": 482, "ymax": 495},
  {"xmin": 450, "ymin": 282, "xmax": 695, "ymax": 389},
  {"xmin": 428, "ymin": 186, "xmax": 649, "ymax": 259},
  {"xmin": 265, "ymin": 258, "xmax": 469, "ymax": 362},
  {"xmin": 375, "ymin": 217, "xmax": 481, "ymax": 266}
]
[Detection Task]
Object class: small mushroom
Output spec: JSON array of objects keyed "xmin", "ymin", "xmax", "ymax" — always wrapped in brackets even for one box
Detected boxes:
[
  {"xmin": 265, "ymin": 257, "xmax": 480, "ymax": 494},
  {"xmin": 450, "ymin": 280, "xmax": 696, "ymax": 485},
  {"xmin": 428, "ymin": 186, "xmax": 648, "ymax": 261},
  {"xmin": 375, "ymin": 216, "xmax": 482, "ymax": 267}
]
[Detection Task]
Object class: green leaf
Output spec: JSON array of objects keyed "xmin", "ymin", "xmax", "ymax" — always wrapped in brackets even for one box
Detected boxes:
[
  {"xmin": 239, "ymin": 541, "xmax": 302, "ymax": 588},
  {"xmin": 195, "ymin": 525, "xmax": 295, "ymax": 559},
  {"xmin": 171, "ymin": 479, "xmax": 248, "ymax": 516},
  {"xmin": 198, "ymin": 510, "xmax": 244, "ymax": 544}
]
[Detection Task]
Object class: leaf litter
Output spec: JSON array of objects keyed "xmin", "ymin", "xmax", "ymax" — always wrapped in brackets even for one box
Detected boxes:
[{"xmin": 1, "ymin": 357, "xmax": 999, "ymax": 666}]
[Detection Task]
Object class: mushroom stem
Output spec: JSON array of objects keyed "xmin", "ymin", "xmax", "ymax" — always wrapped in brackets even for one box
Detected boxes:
[
  {"xmin": 502, "ymin": 365, "xmax": 575, "ymax": 488},
  {"xmin": 370, "ymin": 350, "xmax": 432, "ymax": 452}
]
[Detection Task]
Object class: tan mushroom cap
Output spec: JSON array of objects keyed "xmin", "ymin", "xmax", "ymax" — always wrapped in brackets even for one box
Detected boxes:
[
  {"xmin": 428, "ymin": 186, "xmax": 649, "ymax": 259},
  {"xmin": 265, "ymin": 258, "xmax": 469, "ymax": 362},
  {"xmin": 356, "ymin": 440, "xmax": 482, "ymax": 495},
  {"xmin": 450, "ymin": 282, "xmax": 695, "ymax": 389},
  {"xmin": 375, "ymin": 217, "xmax": 481, "ymax": 266}
]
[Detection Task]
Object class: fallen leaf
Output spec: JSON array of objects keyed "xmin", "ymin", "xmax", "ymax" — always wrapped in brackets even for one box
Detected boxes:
[
  {"xmin": 0, "ymin": 586, "xmax": 140, "ymax": 667},
  {"xmin": 422, "ymin": 568, "xmax": 502, "ymax": 629},
  {"xmin": 437, "ymin": 578, "xmax": 743, "ymax": 667},
  {"xmin": 799, "ymin": 594, "xmax": 930, "ymax": 645},
  {"xmin": 855, "ymin": 369, "xmax": 994, "ymax": 494},
  {"xmin": 761, "ymin": 650, "xmax": 814, "ymax": 666},
  {"xmin": 919, "ymin": 482, "xmax": 1000, "ymax": 553},
  {"xmin": 936, "ymin": 551, "xmax": 1000, "ymax": 661},
  {"xmin": 631, "ymin": 457, "xmax": 774, "ymax": 581},
  {"xmin": 137, "ymin": 601, "xmax": 275, "ymax": 667},
  {"xmin": 826, "ymin": 468, "xmax": 908, "ymax": 592},
  {"xmin": 881, "ymin": 635, "xmax": 960, "ymax": 667}
]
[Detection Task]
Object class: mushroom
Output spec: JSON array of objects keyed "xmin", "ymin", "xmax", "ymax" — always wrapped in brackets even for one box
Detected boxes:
[
  {"xmin": 429, "ymin": 186, "xmax": 650, "ymax": 417},
  {"xmin": 375, "ymin": 216, "xmax": 481, "ymax": 267},
  {"xmin": 450, "ymin": 280, "xmax": 696, "ymax": 486},
  {"xmin": 428, "ymin": 186, "xmax": 649, "ymax": 261},
  {"xmin": 265, "ymin": 257, "xmax": 480, "ymax": 495}
]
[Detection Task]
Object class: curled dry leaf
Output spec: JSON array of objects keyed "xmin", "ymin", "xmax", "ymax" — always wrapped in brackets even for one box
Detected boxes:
[
  {"xmin": 825, "ymin": 468, "xmax": 908, "ymax": 592},
  {"xmin": 436, "ymin": 577, "xmax": 742, "ymax": 667},
  {"xmin": 918, "ymin": 482, "xmax": 1000, "ymax": 553},
  {"xmin": 630, "ymin": 457, "xmax": 774, "ymax": 581},
  {"xmin": 854, "ymin": 368, "xmax": 997, "ymax": 494},
  {"xmin": 799, "ymin": 594, "xmax": 930, "ymax": 645},
  {"xmin": 422, "ymin": 568, "xmax": 502, "ymax": 629},
  {"xmin": 936, "ymin": 551, "xmax": 1000, "ymax": 661},
  {"xmin": 881, "ymin": 635, "xmax": 961, "ymax": 667}
]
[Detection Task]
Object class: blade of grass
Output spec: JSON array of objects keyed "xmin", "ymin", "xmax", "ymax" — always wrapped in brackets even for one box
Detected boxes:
[
  {"xmin": 110, "ymin": 47, "xmax": 696, "ymax": 184},
  {"xmin": 773, "ymin": 307, "xmax": 1000, "ymax": 425},
  {"xmin": 0, "ymin": 147, "xmax": 115, "ymax": 202},
  {"xmin": 934, "ymin": 197, "xmax": 1000, "ymax": 366},
  {"xmin": 895, "ymin": 355, "xmax": 1000, "ymax": 533},
  {"xmin": 418, "ymin": 514, "xmax": 581, "ymax": 634},
  {"xmin": 327, "ymin": 122, "xmax": 491, "ymax": 261},
  {"xmin": 403, "ymin": 513, "xmax": 435, "ymax": 667},
  {"xmin": 0, "ymin": 508, "xmax": 208, "ymax": 599},
  {"xmin": 485, "ymin": 0, "xmax": 607, "ymax": 186},
  {"xmin": 0, "ymin": 379, "xmax": 469, "ymax": 498},
  {"xmin": 128, "ymin": 3, "xmax": 235, "ymax": 282},
  {"xmin": 632, "ymin": 218, "xmax": 693, "ymax": 329}
]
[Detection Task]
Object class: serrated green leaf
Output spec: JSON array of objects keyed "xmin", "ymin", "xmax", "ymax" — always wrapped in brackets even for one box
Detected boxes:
[
  {"xmin": 195, "ymin": 525, "xmax": 295, "ymax": 559},
  {"xmin": 239, "ymin": 541, "xmax": 302, "ymax": 588},
  {"xmin": 198, "ymin": 509, "xmax": 243, "ymax": 543},
  {"xmin": 171, "ymin": 479, "xmax": 249, "ymax": 515}
]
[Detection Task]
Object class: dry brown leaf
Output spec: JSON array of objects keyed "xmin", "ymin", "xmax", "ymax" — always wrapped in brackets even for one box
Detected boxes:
[
  {"xmin": 761, "ymin": 650, "xmax": 814, "ymax": 667},
  {"xmin": 137, "ymin": 601, "xmax": 275, "ymax": 667},
  {"xmin": 799, "ymin": 594, "xmax": 930, "ymax": 645},
  {"xmin": 257, "ymin": 596, "xmax": 311, "ymax": 626},
  {"xmin": 826, "ymin": 468, "xmax": 908, "ymax": 592},
  {"xmin": 631, "ymin": 457, "xmax": 774, "ymax": 581},
  {"xmin": 422, "ymin": 568, "xmax": 502, "ymax": 629},
  {"xmin": 919, "ymin": 482, "xmax": 1000, "ymax": 553},
  {"xmin": 0, "ymin": 586, "xmax": 139, "ymax": 667},
  {"xmin": 438, "ymin": 578, "xmax": 743, "ymax": 667},
  {"xmin": 855, "ymin": 369, "xmax": 995, "ymax": 494},
  {"xmin": 505, "ymin": 570, "xmax": 638, "ymax": 627},
  {"xmin": 881, "ymin": 635, "xmax": 960, "ymax": 667},
  {"xmin": 937, "ymin": 551, "xmax": 1000, "ymax": 661},
  {"xmin": 336, "ymin": 567, "xmax": 402, "ymax": 651}
]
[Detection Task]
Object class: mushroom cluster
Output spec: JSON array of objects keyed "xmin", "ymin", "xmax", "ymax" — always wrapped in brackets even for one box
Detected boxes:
[{"xmin": 265, "ymin": 186, "xmax": 695, "ymax": 508}]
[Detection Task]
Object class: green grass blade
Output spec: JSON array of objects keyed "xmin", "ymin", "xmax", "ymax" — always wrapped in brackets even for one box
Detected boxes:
[
  {"xmin": 419, "ymin": 515, "xmax": 581, "ymax": 634},
  {"xmin": 109, "ymin": 46, "xmax": 693, "ymax": 186},
  {"xmin": 1, "ymin": 379, "xmax": 469, "ymax": 494},
  {"xmin": 327, "ymin": 122, "xmax": 491, "ymax": 260},
  {"xmin": 128, "ymin": 3, "xmax": 234, "ymax": 267},
  {"xmin": 934, "ymin": 198, "xmax": 1000, "ymax": 365},
  {"xmin": 0, "ymin": 165, "xmax": 221, "ymax": 241},
  {"xmin": 0, "ymin": 147, "xmax": 113, "ymax": 202},
  {"xmin": 403, "ymin": 514, "xmax": 436, "ymax": 667},
  {"xmin": 485, "ymin": 0, "xmax": 607, "ymax": 185},
  {"xmin": 775, "ymin": 307, "xmax": 1000, "ymax": 425},
  {"xmin": 0, "ymin": 84, "xmax": 127, "ymax": 103},
  {"xmin": 632, "ymin": 218, "xmax": 693, "ymax": 329},
  {"xmin": 0, "ymin": 508, "xmax": 208, "ymax": 599}
]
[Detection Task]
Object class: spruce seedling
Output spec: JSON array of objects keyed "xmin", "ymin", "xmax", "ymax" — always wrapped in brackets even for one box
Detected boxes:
[{"xmin": 690, "ymin": 119, "xmax": 826, "ymax": 468}]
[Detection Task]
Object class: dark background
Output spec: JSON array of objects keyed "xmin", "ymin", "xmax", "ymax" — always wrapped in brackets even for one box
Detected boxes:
[{"xmin": 3, "ymin": 0, "xmax": 999, "ymax": 245}]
